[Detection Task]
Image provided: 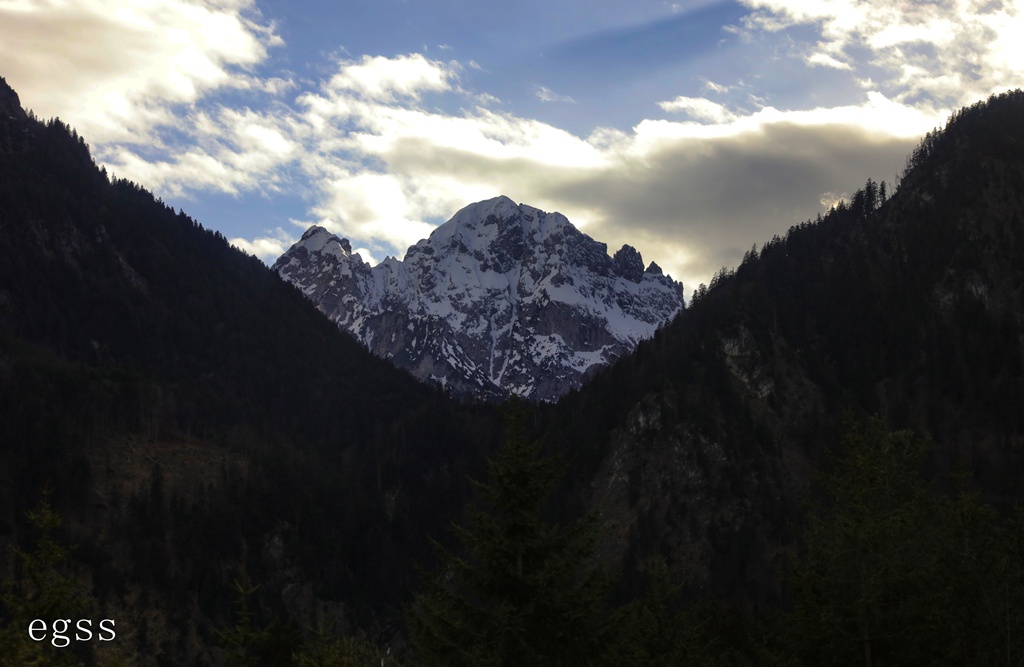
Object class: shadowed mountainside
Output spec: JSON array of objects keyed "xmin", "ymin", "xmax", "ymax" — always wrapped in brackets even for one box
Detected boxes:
[
  {"xmin": 4, "ymin": 73, "xmax": 1024, "ymax": 664},
  {"xmin": 0, "ymin": 75, "xmax": 500, "ymax": 665},
  {"xmin": 543, "ymin": 89, "xmax": 1024, "ymax": 605}
]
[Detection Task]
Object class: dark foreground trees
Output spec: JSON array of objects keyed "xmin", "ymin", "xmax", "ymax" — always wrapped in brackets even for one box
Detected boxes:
[
  {"xmin": 404, "ymin": 407, "xmax": 1024, "ymax": 667},
  {"xmin": 0, "ymin": 488, "xmax": 130, "ymax": 667},
  {"xmin": 407, "ymin": 405, "xmax": 612, "ymax": 666},
  {"xmin": 784, "ymin": 419, "xmax": 1024, "ymax": 666},
  {"xmin": 210, "ymin": 414, "xmax": 1024, "ymax": 666}
]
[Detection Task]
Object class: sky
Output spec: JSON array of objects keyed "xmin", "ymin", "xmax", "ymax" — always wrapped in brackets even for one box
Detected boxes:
[{"xmin": 1, "ymin": 0, "xmax": 1022, "ymax": 295}]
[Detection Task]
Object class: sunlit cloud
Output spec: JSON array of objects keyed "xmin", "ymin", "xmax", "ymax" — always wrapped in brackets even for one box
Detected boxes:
[
  {"xmin": 135, "ymin": 50, "xmax": 945, "ymax": 292},
  {"xmin": 230, "ymin": 226, "xmax": 298, "ymax": 260},
  {"xmin": 806, "ymin": 52, "xmax": 852, "ymax": 70},
  {"xmin": 740, "ymin": 0, "xmax": 1024, "ymax": 106},
  {"xmin": 10, "ymin": 0, "xmax": 1023, "ymax": 296},
  {"xmin": 658, "ymin": 96, "xmax": 739, "ymax": 122},
  {"xmin": 0, "ymin": 0, "xmax": 281, "ymax": 144},
  {"xmin": 229, "ymin": 52, "xmax": 937, "ymax": 291},
  {"xmin": 324, "ymin": 53, "xmax": 457, "ymax": 102},
  {"xmin": 106, "ymin": 105, "xmax": 302, "ymax": 197}
]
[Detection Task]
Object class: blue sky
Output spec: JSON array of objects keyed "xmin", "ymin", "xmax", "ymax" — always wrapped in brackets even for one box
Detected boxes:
[{"xmin": 2, "ymin": 0, "xmax": 1022, "ymax": 293}]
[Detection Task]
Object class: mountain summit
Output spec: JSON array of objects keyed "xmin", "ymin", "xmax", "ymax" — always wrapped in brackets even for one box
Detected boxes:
[{"xmin": 274, "ymin": 196, "xmax": 684, "ymax": 400}]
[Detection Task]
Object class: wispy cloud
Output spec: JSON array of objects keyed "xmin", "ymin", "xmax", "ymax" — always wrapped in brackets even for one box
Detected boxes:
[
  {"xmin": 806, "ymin": 52, "xmax": 852, "ymax": 70},
  {"xmin": 535, "ymin": 86, "xmax": 577, "ymax": 103},
  {"xmin": 658, "ymin": 96, "xmax": 738, "ymax": 122},
  {"xmin": 545, "ymin": 1, "xmax": 747, "ymax": 84},
  {"xmin": 702, "ymin": 79, "xmax": 735, "ymax": 94}
]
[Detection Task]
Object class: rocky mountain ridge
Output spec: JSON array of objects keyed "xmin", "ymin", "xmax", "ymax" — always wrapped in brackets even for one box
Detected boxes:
[{"xmin": 274, "ymin": 196, "xmax": 684, "ymax": 401}]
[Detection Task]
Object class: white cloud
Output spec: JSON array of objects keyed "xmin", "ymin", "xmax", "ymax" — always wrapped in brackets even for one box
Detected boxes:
[
  {"xmin": 230, "ymin": 226, "xmax": 297, "ymax": 260},
  {"xmin": 13, "ymin": 0, "xmax": 1009, "ymax": 296},
  {"xmin": 324, "ymin": 53, "xmax": 456, "ymax": 101},
  {"xmin": 278, "ymin": 56, "xmax": 941, "ymax": 290},
  {"xmin": 658, "ymin": 96, "xmax": 738, "ymax": 123},
  {"xmin": 806, "ymin": 52, "xmax": 852, "ymax": 70},
  {"xmin": 476, "ymin": 92, "xmax": 503, "ymax": 106},
  {"xmin": 0, "ymin": 0, "xmax": 280, "ymax": 144},
  {"xmin": 535, "ymin": 86, "xmax": 577, "ymax": 103},
  {"xmin": 740, "ymin": 0, "xmax": 1024, "ymax": 106},
  {"xmin": 702, "ymin": 79, "xmax": 735, "ymax": 94},
  {"xmin": 86, "ymin": 47, "xmax": 947, "ymax": 291},
  {"xmin": 351, "ymin": 247, "xmax": 380, "ymax": 265},
  {"xmin": 105, "ymin": 105, "xmax": 301, "ymax": 197},
  {"xmin": 311, "ymin": 171, "xmax": 437, "ymax": 251}
]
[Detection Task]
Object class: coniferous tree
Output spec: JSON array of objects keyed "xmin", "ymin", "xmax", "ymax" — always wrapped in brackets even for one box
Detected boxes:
[
  {"xmin": 0, "ymin": 489, "xmax": 89, "ymax": 667},
  {"xmin": 785, "ymin": 421, "xmax": 950, "ymax": 666},
  {"xmin": 784, "ymin": 420, "xmax": 1024, "ymax": 666},
  {"xmin": 217, "ymin": 575, "xmax": 303, "ymax": 667},
  {"xmin": 408, "ymin": 404, "xmax": 611, "ymax": 666},
  {"xmin": 602, "ymin": 559, "xmax": 689, "ymax": 665},
  {"xmin": 0, "ymin": 488, "xmax": 130, "ymax": 667}
]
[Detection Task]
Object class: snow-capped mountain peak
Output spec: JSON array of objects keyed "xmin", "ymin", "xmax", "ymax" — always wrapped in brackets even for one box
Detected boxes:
[{"xmin": 273, "ymin": 196, "xmax": 684, "ymax": 401}]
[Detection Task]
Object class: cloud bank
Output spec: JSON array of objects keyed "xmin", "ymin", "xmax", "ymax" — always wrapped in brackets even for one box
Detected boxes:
[
  {"xmin": 220, "ymin": 58, "xmax": 933, "ymax": 291},
  {"xmin": 6, "ymin": 0, "xmax": 1020, "ymax": 295}
]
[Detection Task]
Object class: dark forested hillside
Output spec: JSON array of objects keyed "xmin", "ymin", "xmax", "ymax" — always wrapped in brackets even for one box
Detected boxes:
[
  {"xmin": 0, "ymin": 76, "xmax": 500, "ymax": 665},
  {"xmin": 5, "ymin": 69, "xmax": 1024, "ymax": 665},
  {"xmin": 403, "ymin": 90, "xmax": 1024, "ymax": 662},
  {"xmin": 544, "ymin": 89, "xmax": 1024, "ymax": 608}
]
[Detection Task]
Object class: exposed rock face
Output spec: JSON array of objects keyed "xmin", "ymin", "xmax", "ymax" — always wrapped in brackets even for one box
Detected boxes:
[{"xmin": 273, "ymin": 196, "xmax": 684, "ymax": 401}]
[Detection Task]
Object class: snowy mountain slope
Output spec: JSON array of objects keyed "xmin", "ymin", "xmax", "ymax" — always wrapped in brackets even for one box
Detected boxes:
[{"xmin": 273, "ymin": 196, "xmax": 684, "ymax": 401}]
